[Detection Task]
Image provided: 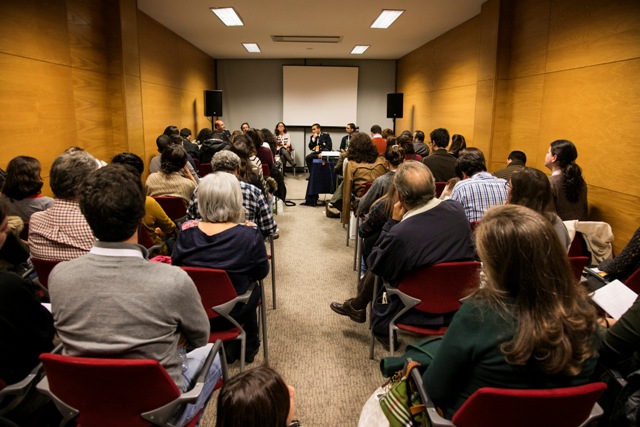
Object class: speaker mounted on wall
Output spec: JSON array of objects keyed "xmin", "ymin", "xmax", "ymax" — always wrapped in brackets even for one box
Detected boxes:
[
  {"xmin": 204, "ymin": 90, "xmax": 223, "ymax": 117},
  {"xmin": 387, "ymin": 93, "xmax": 403, "ymax": 119}
]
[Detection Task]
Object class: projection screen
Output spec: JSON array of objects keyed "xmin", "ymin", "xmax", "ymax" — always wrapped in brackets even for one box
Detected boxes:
[{"xmin": 282, "ymin": 66, "xmax": 358, "ymax": 127}]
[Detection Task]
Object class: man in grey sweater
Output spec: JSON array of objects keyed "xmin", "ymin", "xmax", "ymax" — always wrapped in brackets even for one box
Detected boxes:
[{"xmin": 49, "ymin": 164, "xmax": 219, "ymax": 426}]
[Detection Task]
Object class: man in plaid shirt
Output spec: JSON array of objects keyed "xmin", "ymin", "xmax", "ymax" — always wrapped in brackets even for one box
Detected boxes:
[
  {"xmin": 187, "ymin": 151, "xmax": 277, "ymax": 238},
  {"xmin": 29, "ymin": 150, "xmax": 98, "ymax": 260},
  {"xmin": 450, "ymin": 149, "xmax": 508, "ymax": 222}
]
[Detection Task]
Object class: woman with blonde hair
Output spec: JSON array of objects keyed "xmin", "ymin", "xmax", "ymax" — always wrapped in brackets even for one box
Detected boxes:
[{"xmin": 424, "ymin": 204, "xmax": 599, "ymax": 420}]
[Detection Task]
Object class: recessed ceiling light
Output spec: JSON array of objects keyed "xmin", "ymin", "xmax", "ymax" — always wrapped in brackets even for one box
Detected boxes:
[
  {"xmin": 351, "ymin": 45, "xmax": 370, "ymax": 55},
  {"xmin": 210, "ymin": 7, "xmax": 244, "ymax": 26},
  {"xmin": 242, "ymin": 43, "xmax": 261, "ymax": 53},
  {"xmin": 371, "ymin": 10, "xmax": 404, "ymax": 29}
]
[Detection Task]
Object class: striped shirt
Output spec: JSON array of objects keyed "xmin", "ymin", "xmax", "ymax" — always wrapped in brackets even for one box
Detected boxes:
[{"xmin": 450, "ymin": 172, "xmax": 508, "ymax": 222}]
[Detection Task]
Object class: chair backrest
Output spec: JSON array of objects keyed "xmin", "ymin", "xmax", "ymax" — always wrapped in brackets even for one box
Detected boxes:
[
  {"xmin": 199, "ymin": 162, "xmax": 213, "ymax": 177},
  {"xmin": 39, "ymin": 353, "xmax": 181, "ymax": 427},
  {"xmin": 180, "ymin": 267, "xmax": 238, "ymax": 319},
  {"xmin": 569, "ymin": 256, "xmax": 589, "ymax": 282},
  {"xmin": 568, "ymin": 231, "xmax": 590, "ymax": 258},
  {"xmin": 398, "ymin": 261, "xmax": 481, "ymax": 314},
  {"xmin": 152, "ymin": 196, "xmax": 186, "ymax": 221},
  {"xmin": 625, "ymin": 268, "xmax": 640, "ymax": 294},
  {"xmin": 451, "ymin": 383, "xmax": 607, "ymax": 427},
  {"xmin": 137, "ymin": 224, "xmax": 155, "ymax": 249},
  {"xmin": 435, "ymin": 181, "xmax": 447, "ymax": 198},
  {"xmin": 262, "ymin": 163, "xmax": 271, "ymax": 177},
  {"xmin": 19, "ymin": 222, "xmax": 29, "ymax": 241},
  {"xmin": 31, "ymin": 258, "xmax": 62, "ymax": 288}
]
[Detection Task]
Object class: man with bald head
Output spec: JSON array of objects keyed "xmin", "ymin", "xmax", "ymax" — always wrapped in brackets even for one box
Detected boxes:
[{"xmin": 330, "ymin": 161, "xmax": 475, "ymax": 349}]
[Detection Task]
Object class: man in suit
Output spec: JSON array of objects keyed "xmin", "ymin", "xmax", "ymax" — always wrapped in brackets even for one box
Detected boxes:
[
  {"xmin": 340, "ymin": 123, "xmax": 356, "ymax": 152},
  {"xmin": 330, "ymin": 162, "xmax": 475, "ymax": 349},
  {"xmin": 422, "ymin": 128, "xmax": 457, "ymax": 182},
  {"xmin": 493, "ymin": 150, "xmax": 527, "ymax": 181},
  {"xmin": 305, "ymin": 123, "xmax": 332, "ymax": 176}
]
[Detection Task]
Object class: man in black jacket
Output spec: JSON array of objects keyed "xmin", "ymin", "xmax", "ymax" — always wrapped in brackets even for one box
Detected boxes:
[{"xmin": 305, "ymin": 123, "xmax": 332, "ymax": 175}]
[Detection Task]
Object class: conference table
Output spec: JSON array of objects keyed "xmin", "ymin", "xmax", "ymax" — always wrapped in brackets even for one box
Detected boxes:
[{"xmin": 303, "ymin": 153, "xmax": 340, "ymax": 206}]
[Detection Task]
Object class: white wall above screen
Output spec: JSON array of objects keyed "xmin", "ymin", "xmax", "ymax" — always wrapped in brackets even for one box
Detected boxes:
[{"xmin": 282, "ymin": 66, "xmax": 358, "ymax": 127}]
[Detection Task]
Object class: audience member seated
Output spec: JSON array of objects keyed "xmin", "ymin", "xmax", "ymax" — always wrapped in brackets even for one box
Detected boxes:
[
  {"xmin": 412, "ymin": 130, "xmax": 429, "ymax": 156},
  {"xmin": 421, "ymin": 127, "xmax": 457, "ymax": 182},
  {"xmin": 330, "ymin": 162, "xmax": 475, "ymax": 348},
  {"xmin": 0, "ymin": 156, "xmax": 53, "ymax": 223},
  {"xmin": 180, "ymin": 127, "xmax": 200, "ymax": 158},
  {"xmin": 197, "ymin": 128, "xmax": 229, "ymax": 164},
  {"xmin": 493, "ymin": 150, "xmax": 527, "ymax": 181},
  {"xmin": 340, "ymin": 123, "xmax": 357, "ymax": 152},
  {"xmin": 599, "ymin": 291, "xmax": 640, "ymax": 378},
  {"xmin": 359, "ymin": 182, "xmax": 398, "ymax": 271},
  {"xmin": 214, "ymin": 120, "xmax": 232, "ymax": 142},
  {"xmin": 216, "ymin": 366, "xmax": 299, "ymax": 427},
  {"xmin": 598, "ymin": 226, "xmax": 640, "ymax": 283},
  {"xmin": 370, "ymin": 125, "xmax": 386, "ymax": 155},
  {"xmin": 247, "ymin": 129, "xmax": 275, "ymax": 173},
  {"xmin": 438, "ymin": 177, "xmax": 460, "ymax": 200},
  {"xmin": 357, "ymin": 145, "xmax": 404, "ymax": 216},
  {"xmin": 29, "ymin": 150, "xmax": 97, "ymax": 261},
  {"xmin": 146, "ymin": 144, "xmax": 197, "ymax": 206},
  {"xmin": 49, "ymin": 164, "xmax": 220, "ymax": 426},
  {"xmin": 544, "ymin": 139, "xmax": 588, "ymax": 220},
  {"xmin": 111, "ymin": 152, "xmax": 176, "ymax": 253},
  {"xmin": 187, "ymin": 151, "xmax": 277, "ymax": 238},
  {"xmin": 275, "ymin": 122, "xmax": 296, "ymax": 170},
  {"xmin": 423, "ymin": 204, "xmax": 599, "ymax": 420},
  {"xmin": 149, "ymin": 133, "xmax": 200, "ymax": 182},
  {"xmin": 399, "ymin": 135, "xmax": 421, "ymax": 162},
  {"xmin": 328, "ymin": 132, "xmax": 387, "ymax": 221},
  {"xmin": 172, "ymin": 172, "xmax": 269, "ymax": 364},
  {"xmin": 508, "ymin": 167, "xmax": 570, "ymax": 249},
  {"xmin": 447, "ymin": 133, "xmax": 466, "ymax": 158},
  {"xmin": 450, "ymin": 148, "xmax": 508, "ymax": 222}
]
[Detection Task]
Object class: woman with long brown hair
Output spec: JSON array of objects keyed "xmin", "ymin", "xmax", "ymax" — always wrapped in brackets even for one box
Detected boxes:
[{"xmin": 424, "ymin": 204, "xmax": 599, "ymax": 420}]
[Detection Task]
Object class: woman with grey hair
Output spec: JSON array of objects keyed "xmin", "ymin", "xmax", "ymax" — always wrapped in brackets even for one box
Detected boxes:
[{"xmin": 172, "ymin": 172, "xmax": 269, "ymax": 365}]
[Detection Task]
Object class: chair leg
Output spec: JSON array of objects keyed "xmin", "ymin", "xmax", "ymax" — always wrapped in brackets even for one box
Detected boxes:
[
  {"xmin": 259, "ymin": 280, "xmax": 269, "ymax": 365},
  {"xmin": 356, "ymin": 237, "xmax": 363, "ymax": 286},
  {"xmin": 239, "ymin": 331, "xmax": 247, "ymax": 372},
  {"xmin": 369, "ymin": 276, "xmax": 380, "ymax": 360},
  {"xmin": 269, "ymin": 237, "xmax": 276, "ymax": 310},
  {"xmin": 353, "ymin": 215, "xmax": 360, "ymax": 271},
  {"xmin": 346, "ymin": 213, "xmax": 351, "ymax": 246}
]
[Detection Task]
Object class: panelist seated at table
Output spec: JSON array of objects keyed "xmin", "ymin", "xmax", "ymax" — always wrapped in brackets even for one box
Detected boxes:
[{"xmin": 305, "ymin": 123, "xmax": 332, "ymax": 176}]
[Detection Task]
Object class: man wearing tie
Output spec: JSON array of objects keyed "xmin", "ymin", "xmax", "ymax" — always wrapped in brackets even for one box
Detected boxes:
[{"xmin": 305, "ymin": 123, "xmax": 332, "ymax": 175}]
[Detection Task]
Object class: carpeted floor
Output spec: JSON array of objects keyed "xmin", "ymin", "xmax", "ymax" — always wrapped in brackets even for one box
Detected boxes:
[{"xmin": 199, "ymin": 173, "xmax": 405, "ymax": 426}]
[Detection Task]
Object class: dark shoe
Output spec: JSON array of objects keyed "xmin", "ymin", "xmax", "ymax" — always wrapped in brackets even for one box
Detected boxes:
[
  {"xmin": 325, "ymin": 205, "xmax": 340, "ymax": 218},
  {"xmin": 330, "ymin": 299, "xmax": 366, "ymax": 323},
  {"xmin": 245, "ymin": 347, "xmax": 260, "ymax": 364},
  {"xmin": 306, "ymin": 176, "xmax": 310, "ymax": 181},
  {"xmin": 375, "ymin": 334, "xmax": 402, "ymax": 352}
]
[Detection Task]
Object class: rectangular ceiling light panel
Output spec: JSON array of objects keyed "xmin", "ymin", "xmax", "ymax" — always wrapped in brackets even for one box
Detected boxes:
[
  {"xmin": 211, "ymin": 7, "xmax": 244, "ymax": 26},
  {"xmin": 272, "ymin": 35, "xmax": 342, "ymax": 43},
  {"xmin": 351, "ymin": 45, "xmax": 370, "ymax": 54},
  {"xmin": 243, "ymin": 43, "xmax": 261, "ymax": 53},
  {"xmin": 371, "ymin": 10, "xmax": 404, "ymax": 29}
]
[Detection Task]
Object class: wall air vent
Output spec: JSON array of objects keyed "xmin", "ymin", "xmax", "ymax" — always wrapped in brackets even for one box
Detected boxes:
[{"xmin": 272, "ymin": 35, "xmax": 342, "ymax": 43}]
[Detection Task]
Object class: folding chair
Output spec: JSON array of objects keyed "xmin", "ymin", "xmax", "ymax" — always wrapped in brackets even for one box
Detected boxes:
[
  {"xmin": 410, "ymin": 366, "xmax": 606, "ymax": 427},
  {"xmin": 153, "ymin": 196, "xmax": 187, "ymax": 222},
  {"xmin": 370, "ymin": 261, "xmax": 481, "ymax": 357},
  {"xmin": 180, "ymin": 267, "xmax": 268, "ymax": 371},
  {"xmin": 37, "ymin": 341, "xmax": 226, "ymax": 427},
  {"xmin": 30, "ymin": 258, "xmax": 62, "ymax": 289}
]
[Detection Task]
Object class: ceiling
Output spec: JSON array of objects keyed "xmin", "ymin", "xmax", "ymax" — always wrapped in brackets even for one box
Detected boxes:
[{"xmin": 137, "ymin": 0, "xmax": 487, "ymax": 60}]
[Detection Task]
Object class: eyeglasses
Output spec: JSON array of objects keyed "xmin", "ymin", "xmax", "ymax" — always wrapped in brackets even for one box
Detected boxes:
[{"xmin": 505, "ymin": 181, "xmax": 511, "ymax": 189}]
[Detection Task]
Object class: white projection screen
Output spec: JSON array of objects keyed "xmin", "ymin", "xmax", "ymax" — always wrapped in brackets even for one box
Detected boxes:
[{"xmin": 282, "ymin": 66, "xmax": 358, "ymax": 127}]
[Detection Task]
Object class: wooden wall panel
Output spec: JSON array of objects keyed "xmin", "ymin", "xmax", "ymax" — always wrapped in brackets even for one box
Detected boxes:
[
  {"xmin": 507, "ymin": 0, "xmax": 551, "ymax": 78},
  {"xmin": 66, "ymin": 0, "xmax": 109, "ymax": 72},
  {"xmin": 538, "ymin": 59, "xmax": 640, "ymax": 198},
  {"xmin": 477, "ymin": 0, "xmax": 501, "ymax": 82},
  {"xmin": 396, "ymin": 94, "xmax": 431, "ymax": 135},
  {"xmin": 138, "ymin": 12, "xmax": 181, "ymax": 89},
  {"xmin": 0, "ymin": 0, "xmax": 70, "ymax": 65},
  {"xmin": 0, "ymin": 54, "xmax": 77, "ymax": 175},
  {"xmin": 430, "ymin": 85, "xmax": 478, "ymax": 148},
  {"xmin": 474, "ymin": 79, "xmax": 497, "ymax": 161},
  {"xmin": 546, "ymin": 0, "xmax": 640, "ymax": 73},
  {"xmin": 589, "ymin": 187, "xmax": 640, "ymax": 254}
]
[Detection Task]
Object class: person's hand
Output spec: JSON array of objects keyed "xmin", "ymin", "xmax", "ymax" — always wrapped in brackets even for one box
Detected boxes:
[
  {"xmin": 243, "ymin": 221, "xmax": 257, "ymax": 228},
  {"xmin": 154, "ymin": 227, "xmax": 162, "ymax": 236},
  {"xmin": 182, "ymin": 167, "xmax": 196, "ymax": 183},
  {"xmin": 392, "ymin": 200, "xmax": 407, "ymax": 221}
]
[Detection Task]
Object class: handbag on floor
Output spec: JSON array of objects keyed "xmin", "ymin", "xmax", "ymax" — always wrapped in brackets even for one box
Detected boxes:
[{"xmin": 378, "ymin": 360, "xmax": 429, "ymax": 427}]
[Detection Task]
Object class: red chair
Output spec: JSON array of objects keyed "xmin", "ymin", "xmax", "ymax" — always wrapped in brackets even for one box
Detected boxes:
[
  {"xmin": 371, "ymin": 261, "xmax": 481, "ymax": 357},
  {"xmin": 37, "ymin": 340, "xmax": 226, "ymax": 427},
  {"xmin": 625, "ymin": 268, "xmax": 640, "ymax": 294},
  {"xmin": 30, "ymin": 258, "xmax": 62, "ymax": 289},
  {"xmin": 18, "ymin": 222, "xmax": 29, "ymax": 242},
  {"xmin": 137, "ymin": 225, "xmax": 163, "ymax": 257},
  {"xmin": 261, "ymin": 163, "xmax": 271, "ymax": 177},
  {"xmin": 410, "ymin": 366, "xmax": 606, "ymax": 427},
  {"xmin": 180, "ymin": 267, "xmax": 268, "ymax": 371},
  {"xmin": 198, "ymin": 162, "xmax": 212, "ymax": 178},
  {"xmin": 152, "ymin": 196, "xmax": 187, "ymax": 222},
  {"xmin": 435, "ymin": 181, "xmax": 447, "ymax": 198},
  {"xmin": 569, "ymin": 256, "xmax": 589, "ymax": 282},
  {"xmin": 568, "ymin": 232, "xmax": 589, "ymax": 258}
]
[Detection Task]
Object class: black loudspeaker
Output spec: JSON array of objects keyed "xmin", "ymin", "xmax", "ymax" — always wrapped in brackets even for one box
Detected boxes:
[
  {"xmin": 387, "ymin": 93, "xmax": 404, "ymax": 118},
  {"xmin": 204, "ymin": 90, "xmax": 222, "ymax": 117}
]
